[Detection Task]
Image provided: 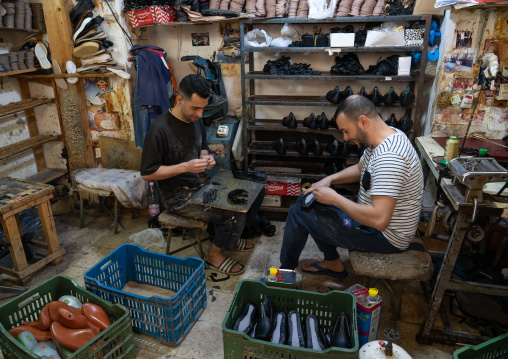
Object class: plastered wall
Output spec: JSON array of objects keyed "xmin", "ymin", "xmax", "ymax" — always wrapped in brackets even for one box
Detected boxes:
[{"xmin": 428, "ymin": 8, "xmax": 508, "ymax": 139}]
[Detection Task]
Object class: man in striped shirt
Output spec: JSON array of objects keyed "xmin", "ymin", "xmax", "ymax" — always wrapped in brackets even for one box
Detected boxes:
[{"xmin": 280, "ymin": 95, "xmax": 424, "ymax": 278}]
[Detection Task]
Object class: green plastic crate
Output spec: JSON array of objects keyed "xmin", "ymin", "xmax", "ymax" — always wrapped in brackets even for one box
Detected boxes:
[
  {"xmin": 0, "ymin": 275, "xmax": 135, "ymax": 359},
  {"xmin": 222, "ymin": 280, "xmax": 359, "ymax": 359},
  {"xmin": 453, "ymin": 333, "xmax": 508, "ymax": 359}
]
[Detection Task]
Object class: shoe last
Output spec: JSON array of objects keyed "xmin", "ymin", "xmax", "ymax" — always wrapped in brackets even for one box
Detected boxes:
[
  {"xmin": 317, "ymin": 113, "xmax": 329, "ymax": 130},
  {"xmin": 254, "ymin": 298, "xmax": 275, "ymax": 340},
  {"xmin": 368, "ymin": 86, "xmax": 383, "ymax": 106},
  {"xmin": 339, "ymin": 85, "xmax": 353, "ymax": 101},
  {"xmin": 400, "ymin": 86, "xmax": 415, "ymax": 107},
  {"xmin": 340, "ymin": 141, "xmax": 350, "ymax": 156},
  {"xmin": 324, "ymin": 163, "xmax": 338, "ymax": 175}
]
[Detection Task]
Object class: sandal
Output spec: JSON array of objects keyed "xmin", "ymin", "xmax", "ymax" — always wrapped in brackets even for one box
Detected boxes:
[
  {"xmin": 206, "ymin": 257, "xmax": 245, "ymax": 276},
  {"xmin": 235, "ymin": 238, "xmax": 255, "ymax": 252}
]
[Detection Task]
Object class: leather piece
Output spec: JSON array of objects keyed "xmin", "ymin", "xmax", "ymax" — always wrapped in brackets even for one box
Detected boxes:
[
  {"xmin": 296, "ymin": 138, "xmax": 309, "ymax": 156},
  {"xmin": 254, "ymin": 298, "xmax": 275, "ymax": 340},
  {"xmin": 234, "ymin": 303, "xmax": 256, "ymax": 333},
  {"xmin": 326, "ymin": 86, "xmax": 341, "ymax": 104},
  {"xmin": 200, "ymin": 9, "xmax": 240, "ymax": 17},
  {"xmin": 270, "ymin": 312, "xmax": 287, "ymax": 344},
  {"xmin": 305, "ymin": 314, "xmax": 327, "ymax": 350},
  {"xmin": 303, "ymin": 113, "xmax": 318, "ymax": 129},
  {"xmin": 328, "ymin": 311, "xmax": 351, "ymax": 348},
  {"xmin": 287, "ymin": 310, "xmax": 305, "ymax": 348},
  {"xmin": 273, "ymin": 138, "xmax": 286, "ymax": 155}
]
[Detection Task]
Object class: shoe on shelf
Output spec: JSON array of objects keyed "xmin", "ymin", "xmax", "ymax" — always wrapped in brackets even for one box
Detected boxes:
[
  {"xmin": 339, "ymin": 85, "xmax": 353, "ymax": 101},
  {"xmin": 34, "ymin": 43, "xmax": 51, "ymax": 69},
  {"xmin": 295, "ymin": 138, "xmax": 308, "ymax": 156},
  {"xmin": 273, "ymin": 138, "xmax": 286, "ymax": 155},
  {"xmin": 383, "ymin": 86, "xmax": 399, "ymax": 106},
  {"xmin": 368, "ymin": 86, "xmax": 383, "ymax": 106},
  {"xmin": 303, "ymin": 113, "xmax": 318, "ymax": 129},
  {"xmin": 326, "ymin": 86, "xmax": 341, "ymax": 104},
  {"xmin": 327, "ymin": 139, "xmax": 340, "ymax": 156},
  {"xmin": 317, "ymin": 112, "xmax": 329, "ymax": 130},
  {"xmin": 385, "ymin": 113, "xmax": 398, "ymax": 128},
  {"xmin": 310, "ymin": 139, "xmax": 323, "ymax": 156},
  {"xmin": 398, "ymin": 113, "xmax": 413, "ymax": 133}
]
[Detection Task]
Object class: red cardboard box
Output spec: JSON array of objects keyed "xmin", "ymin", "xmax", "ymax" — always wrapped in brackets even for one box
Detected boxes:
[{"xmin": 265, "ymin": 175, "xmax": 301, "ymax": 196}]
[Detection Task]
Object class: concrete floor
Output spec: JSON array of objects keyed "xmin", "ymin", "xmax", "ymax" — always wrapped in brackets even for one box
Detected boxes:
[{"xmin": 0, "ymin": 206, "xmax": 470, "ymax": 359}]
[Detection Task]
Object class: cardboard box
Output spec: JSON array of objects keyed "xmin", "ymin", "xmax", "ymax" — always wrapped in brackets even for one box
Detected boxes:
[
  {"xmin": 398, "ymin": 56, "xmax": 412, "ymax": 76},
  {"xmin": 365, "ymin": 30, "xmax": 405, "ymax": 47},
  {"xmin": 413, "ymin": 0, "xmax": 444, "ymax": 16},
  {"xmin": 265, "ymin": 175, "xmax": 301, "ymax": 196},
  {"xmin": 330, "ymin": 33, "xmax": 355, "ymax": 47},
  {"xmin": 262, "ymin": 194, "xmax": 282, "ymax": 207}
]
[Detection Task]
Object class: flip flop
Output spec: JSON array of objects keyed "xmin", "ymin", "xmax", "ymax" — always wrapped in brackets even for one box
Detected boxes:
[
  {"xmin": 235, "ymin": 238, "xmax": 255, "ymax": 252},
  {"xmin": 206, "ymin": 257, "xmax": 245, "ymax": 276},
  {"xmin": 301, "ymin": 263, "xmax": 348, "ymax": 278}
]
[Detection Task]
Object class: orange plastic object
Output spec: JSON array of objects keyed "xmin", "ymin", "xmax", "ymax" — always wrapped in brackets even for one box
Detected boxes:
[
  {"xmin": 81, "ymin": 303, "xmax": 112, "ymax": 331},
  {"xmin": 8, "ymin": 325, "xmax": 52, "ymax": 342},
  {"xmin": 50, "ymin": 322, "xmax": 100, "ymax": 351},
  {"xmin": 48, "ymin": 301, "xmax": 88, "ymax": 329}
]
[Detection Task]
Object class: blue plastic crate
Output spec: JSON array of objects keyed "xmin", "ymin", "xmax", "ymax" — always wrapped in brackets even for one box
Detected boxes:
[{"xmin": 84, "ymin": 244, "xmax": 206, "ymax": 345}]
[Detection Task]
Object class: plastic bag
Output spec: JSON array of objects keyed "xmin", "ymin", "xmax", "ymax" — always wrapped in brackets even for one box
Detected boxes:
[
  {"xmin": 129, "ymin": 228, "xmax": 166, "ymax": 248},
  {"xmin": 308, "ymin": 0, "xmax": 337, "ymax": 19},
  {"xmin": 245, "ymin": 29, "xmax": 272, "ymax": 47},
  {"xmin": 281, "ymin": 23, "xmax": 301, "ymax": 40},
  {"xmin": 270, "ymin": 36, "xmax": 292, "ymax": 47}
]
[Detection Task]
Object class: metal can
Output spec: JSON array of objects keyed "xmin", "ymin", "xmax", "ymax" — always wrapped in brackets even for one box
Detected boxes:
[{"xmin": 444, "ymin": 136, "xmax": 460, "ymax": 163}]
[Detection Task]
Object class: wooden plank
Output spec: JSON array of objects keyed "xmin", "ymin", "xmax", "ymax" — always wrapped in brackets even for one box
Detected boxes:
[
  {"xmin": 0, "ymin": 97, "xmax": 54, "ymax": 118},
  {"xmin": 0, "ymin": 68, "xmax": 38, "ymax": 77},
  {"xmin": 0, "ymin": 179, "xmax": 53, "ymax": 217},
  {"xmin": 18, "ymin": 80, "xmax": 46, "ymax": 172},
  {"xmin": 16, "ymin": 73, "xmax": 116, "ymax": 78},
  {"xmin": 42, "ymin": 0, "xmax": 94, "ymax": 171},
  {"xmin": 0, "ymin": 134, "xmax": 61, "ymax": 161},
  {"xmin": 0, "ymin": 249, "xmax": 65, "ymax": 282},
  {"xmin": 37, "ymin": 199, "xmax": 61, "ymax": 257},
  {"xmin": 0, "ymin": 27, "xmax": 40, "ymax": 33},
  {"xmin": 1, "ymin": 216, "xmax": 28, "ymax": 271},
  {"xmin": 27, "ymin": 168, "xmax": 67, "ymax": 184}
]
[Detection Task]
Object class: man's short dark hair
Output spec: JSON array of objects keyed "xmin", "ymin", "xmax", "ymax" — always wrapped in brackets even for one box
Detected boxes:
[
  {"xmin": 179, "ymin": 74, "xmax": 211, "ymax": 100},
  {"xmin": 334, "ymin": 95, "xmax": 379, "ymax": 123}
]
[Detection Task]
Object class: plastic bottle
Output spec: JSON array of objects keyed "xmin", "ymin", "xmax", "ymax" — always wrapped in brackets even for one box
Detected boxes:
[
  {"xmin": 267, "ymin": 266, "xmax": 278, "ymax": 282},
  {"xmin": 147, "ymin": 182, "xmax": 160, "ymax": 217},
  {"xmin": 478, "ymin": 148, "xmax": 488, "ymax": 158}
]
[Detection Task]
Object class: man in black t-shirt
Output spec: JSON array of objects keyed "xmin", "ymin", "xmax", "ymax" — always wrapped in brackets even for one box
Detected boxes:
[{"xmin": 141, "ymin": 74, "xmax": 264, "ymax": 276}]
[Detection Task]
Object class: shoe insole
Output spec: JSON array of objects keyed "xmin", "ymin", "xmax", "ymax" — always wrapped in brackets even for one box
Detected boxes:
[
  {"xmin": 271, "ymin": 313, "xmax": 283, "ymax": 343},
  {"xmin": 308, "ymin": 317, "xmax": 321, "ymax": 350},
  {"xmin": 237, "ymin": 305, "xmax": 254, "ymax": 333},
  {"xmin": 52, "ymin": 60, "xmax": 68, "ymax": 90},
  {"xmin": 290, "ymin": 313, "xmax": 300, "ymax": 347}
]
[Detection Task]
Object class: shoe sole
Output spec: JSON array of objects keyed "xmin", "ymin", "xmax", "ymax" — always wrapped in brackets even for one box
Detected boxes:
[{"xmin": 34, "ymin": 43, "xmax": 51, "ymax": 69}]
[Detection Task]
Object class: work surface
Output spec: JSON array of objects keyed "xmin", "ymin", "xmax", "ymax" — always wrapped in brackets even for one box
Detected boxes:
[
  {"xmin": 0, "ymin": 177, "xmax": 52, "ymax": 214},
  {"xmin": 189, "ymin": 169, "xmax": 264, "ymax": 213}
]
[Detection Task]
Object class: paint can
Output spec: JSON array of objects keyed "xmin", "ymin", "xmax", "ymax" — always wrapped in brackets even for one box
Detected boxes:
[
  {"xmin": 346, "ymin": 284, "xmax": 382, "ymax": 347},
  {"xmin": 443, "ymin": 136, "xmax": 460, "ymax": 163}
]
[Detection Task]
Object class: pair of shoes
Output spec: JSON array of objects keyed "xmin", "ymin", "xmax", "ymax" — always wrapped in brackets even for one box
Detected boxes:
[
  {"xmin": 301, "ymin": 263, "xmax": 348, "ymax": 278},
  {"xmin": 256, "ymin": 216, "xmax": 276, "ymax": 237},
  {"xmin": 235, "ymin": 238, "xmax": 255, "ymax": 252},
  {"xmin": 206, "ymin": 256, "xmax": 245, "ymax": 275}
]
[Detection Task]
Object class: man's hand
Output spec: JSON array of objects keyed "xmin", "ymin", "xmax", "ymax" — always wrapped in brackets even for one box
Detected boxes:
[
  {"xmin": 310, "ymin": 186, "xmax": 340, "ymax": 205},
  {"xmin": 308, "ymin": 177, "xmax": 332, "ymax": 192},
  {"xmin": 186, "ymin": 159, "xmax": 208, "ymax": 173},
  {"xmin": 200, "ymin": 154, "xmax": 216, "ymax": 170}
]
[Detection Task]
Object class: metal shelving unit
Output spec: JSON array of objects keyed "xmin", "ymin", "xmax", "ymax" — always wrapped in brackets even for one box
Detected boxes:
[{"xmin": 240, "ymin": 15, "xmax": 432, "ymax": 215}]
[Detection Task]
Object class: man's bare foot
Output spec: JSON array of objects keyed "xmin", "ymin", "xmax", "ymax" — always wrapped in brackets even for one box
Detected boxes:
[
  {"xmin": 302, "ymin": 259, "xmax": 345, "ymax": 273},
  {"xmin": 206, "ymin": 244, "xmax": 244, "ymax": 273}
]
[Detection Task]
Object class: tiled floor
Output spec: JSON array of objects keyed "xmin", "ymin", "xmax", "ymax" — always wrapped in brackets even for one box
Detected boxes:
[{"xmin": 0, "ymin": 209, "xmax": 467, "ymax": 359}]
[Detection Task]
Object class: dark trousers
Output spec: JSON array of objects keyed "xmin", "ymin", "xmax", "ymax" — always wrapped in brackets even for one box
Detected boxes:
[
  {"xmin": 166, "ymin": 188, "xmax": 265, "ymax": 251},
  {"xmin": 280, "ymin": 195, "xmax": 403, "ymax": 269}
]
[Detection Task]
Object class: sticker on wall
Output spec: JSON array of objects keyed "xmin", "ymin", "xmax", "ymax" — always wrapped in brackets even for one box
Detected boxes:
[
  {"xmin": 83, "ymin": 77, "xmax": 120, "ymax": 141},
  {"xmin": 454, "ymin": 29, "xmax": 473, "ymax": 49},
  {"xmin": 219, "ymin": 22, "xmax": 240, "ymax": 38},
  {"xmin": 435, "ymin": 107, "xmax": 462, "ymax": 123},
  {"xmin": 453, "ymin": 77, "xmax": 476, "ymax": 91},
  {"xmin": 482, "ymin": 39, "xmax": 500, "ymax": 57},
  {"xmin": 444, "ymin": 52, "xmax": 474, "ymax": 72},
  {"xmin": 484, "ymin": 90, "xmax": 495, "ymax": 106},
  {"xmin": 192, "ymin": 33, "xmax": 209, "ymax": 46},
  {"xmin": 460, "ymin": 110, "xmax": 485, "ymax": 126},
  {"xmin": 487, "ymin": 107, "xmax": 508, "ymax": 131},
  {"xmin": 218, "ymin": 38, "xmax": 246, "ymax": 64}
]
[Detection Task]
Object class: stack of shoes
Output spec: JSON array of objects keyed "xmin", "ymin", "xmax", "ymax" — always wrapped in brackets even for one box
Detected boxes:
[
  {"xmin": 229, "ymin": 0, "xmax": 245, "ymax": 13},
  {"xmin": 24, "ymin": 50, "xmax": 35, "ymax": 69},
  {"xmin": 14, "ymin": 0, "xmax": 24, "ymax": 29},
  {"xmin": 3, "ymin": 2, "xmax": 15, "ymax": 28},
  {"xmin": 296, "ymin": 0, "xmax": 308, "ymax": 18},
  {"xmin": 24, "ymin": 1, "xmax": 31, "ymax": 29},
  {"xmin": 9, "ymin": 52, "xmax": 18, "ymax": 71},
  {"xmin": 30, "ymin": 3, "xmax": 46, "ymax": 32},
  {"xmin": 288, "ymin": 0, "xmax": 298, "ymax": 17},
  {"xmin": 17, "ymin": 51, "xmax": 26, "ymax": 70},
  {"xmin": 0, "ymin": 55, "xmax": 12, "ymax": 72}
]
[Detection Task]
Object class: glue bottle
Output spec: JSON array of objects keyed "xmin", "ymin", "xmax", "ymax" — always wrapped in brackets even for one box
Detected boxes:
[
  {"xmin": 267, "ymin": 266, "xmax": 278, "ymax": 282},
  {"xmin": 346, "ymin": 285, "xmax": 382, "ymax": 347}
]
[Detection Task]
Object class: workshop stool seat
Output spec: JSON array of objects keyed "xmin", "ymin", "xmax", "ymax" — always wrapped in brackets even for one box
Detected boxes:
[
  {"xmin": 349, "ymin": 237, "xmax": 433, "ymax": 320},
  {"xmin": 76, "ymin": 184, "xmax": 122, "ymax": 234},
  {"xmin": 158, "ymin": 211, "xmax": 207, "ymax": 259}
]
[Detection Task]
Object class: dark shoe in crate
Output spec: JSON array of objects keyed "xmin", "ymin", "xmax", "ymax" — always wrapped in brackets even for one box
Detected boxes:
[{"xmin": 84, "ymin": 243, "xmax": 206, "ymax": 345}]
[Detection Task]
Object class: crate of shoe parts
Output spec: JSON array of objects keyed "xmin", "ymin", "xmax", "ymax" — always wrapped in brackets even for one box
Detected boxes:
[
  {"xmin": 84, "ymin": 243, "xmax": 206, "ymax": 345},
  {"xmin": 222, "ymin": 280, "xmax": 359, "ymax": 359},
  {"xmin": 0, "ymin": 275, "xmax": 135, "ymax": 359}
]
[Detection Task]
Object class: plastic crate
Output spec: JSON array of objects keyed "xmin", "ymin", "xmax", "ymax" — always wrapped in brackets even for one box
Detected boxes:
[
  {"xmin": 0, "ymin": 275, "xmax": 134, "ymax": 359},
  {"xmin": 453, "ymin": 333, "xmax": 508, "ymax": 359},
  {"xmin": 222, "ymin": 280, "xmax": 359, "ymax": 359},
  {"xmin": 84, "ymin": 243, "xmax": 206, "ymax": 345}
]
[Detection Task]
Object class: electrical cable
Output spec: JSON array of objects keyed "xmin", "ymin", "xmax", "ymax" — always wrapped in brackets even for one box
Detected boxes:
[{"xmin": 104, "ymin": 0, "xmax": 134, "ymax": 47}]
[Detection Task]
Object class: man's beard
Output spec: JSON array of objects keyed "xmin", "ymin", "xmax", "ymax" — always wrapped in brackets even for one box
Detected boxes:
[{"xmin": 354, "ymin": 125, "xmax": 369, "ymax": 149}]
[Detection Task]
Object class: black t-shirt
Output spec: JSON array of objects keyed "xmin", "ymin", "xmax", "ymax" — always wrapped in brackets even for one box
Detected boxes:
[{"xmin": 140, "ymin": 110, "xmax": 208, "ymax": 205}]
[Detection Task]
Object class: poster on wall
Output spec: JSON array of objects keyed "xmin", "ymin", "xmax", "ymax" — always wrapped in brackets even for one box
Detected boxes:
[
  {"xmin": 444, "ymin": 52, "xmax": 474, "ymax": 72},
  {"xmin": 217, "ymin": 22, "xmax": 246, "ymax": 64},
  {"xmin": 482, "ymin": 39, "xmax": 500, "ymax": 57},
  {"xmin": 191, "ymin": 33, "xmax": 210, "ymax": 46}
]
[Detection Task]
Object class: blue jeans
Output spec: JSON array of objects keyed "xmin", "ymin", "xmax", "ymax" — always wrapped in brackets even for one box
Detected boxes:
[{"xmin": 280, "ymin": 195, "xmax": 403, "ymax": 269}]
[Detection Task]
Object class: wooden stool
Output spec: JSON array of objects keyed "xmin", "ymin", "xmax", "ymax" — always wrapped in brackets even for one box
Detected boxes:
[
  {"xmin": 349, "ymin": 237, "xmax": 433, "ymax": 320},
  {"xmin": 76, "ymin": 184, "xmax": 122, "ymax": 234},
  {"xmin": 0, "ymin": 177, "xmax": 65, "ymax": 284},
  {"xmin": 158, "ymin": 211, "xmax": 208, "ymax": 259}
]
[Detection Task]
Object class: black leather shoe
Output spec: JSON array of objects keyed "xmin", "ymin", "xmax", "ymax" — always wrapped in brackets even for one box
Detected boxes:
[
  {"xmin": 339, "ymin": 85, "xmax": 353, "ymax": 101},
  {"xmin": 287, "ymin": 310, "xmax": 305, "ymax": 348},
  {"xmin": 305, "ymin": 314, "xmax": 327, "ymax": 350},
  {"xmin": 368, "ymin": 86, "xmax": 383, "ymax": 106},
  {"xmin": 327, "ymin": 139, "xmax": 340, "ymax": 156},
  {"xmin": 273, "ymin": 138, "xmax": 286, "ymax": 155},
  {"xmin": 328, "ymin": 311, "xmax": 351, "ymax": 348},
  {"xmin": 271, "ymin": 312, "xmax": 287, "ymax": 344},
  {"xmin": 310, "ymin": 139, "xmax": 323, "ymax": 155},
  {"xmin": 324, "ymin": 163, "xmax": 338, "ymax": 175},
  {"xmin": 400, "ymin": 86, "xmax": 415, "ymax": 107},
  {"xmin": 234, "ymin": 303, "xmax": 256, "ymax": 334},
  {"xmin": 399, "ymin": 113, "xmax": 413, "ymax": 132},
  {"xmin": 303, "ymin": 113, "xmax": 318, "ymax": 129},
  {"xmin": 330, "ymin": 108, "xmax": 339, "ymax": 128},
  {"xmin": 282, "ymin": 112, "xmax": 296, "ymax": 127},
  {"xmin": 70, "ymin": 0, "xmax": 95, "ymax": 25},
  {"xmin": 326, "ymin": 86, "xmax": 341, "ymax": 104},
  {"xmin": 296, "ymin": 138, "xmax": 309, "ymax": 156},
  {"xmin": 254, "ymin": 298, "xmax": 275, "ymax": 340},
  {"xmin": 340, "ymin": 141, "xmax": 350, "ymax": 156},
  {"xmin": 317, "ymin": 112, "xmax": 330, "ymax": 130},
  {"xmin": 383, "ymin": 86, "xmax": 399, "ymax": 106},
  {"xmin": 385, "ymin": 113, "xmax": 398, "ymax": 128}
]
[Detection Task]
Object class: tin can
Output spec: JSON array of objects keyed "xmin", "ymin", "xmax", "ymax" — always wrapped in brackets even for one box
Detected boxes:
[
  {"xmin": 444, "ymin": 136, "xmax": 460, "ymax": 163},
  {"xmin": 346, "ymin": 284, "xmax": 382, "ymax": 347}
]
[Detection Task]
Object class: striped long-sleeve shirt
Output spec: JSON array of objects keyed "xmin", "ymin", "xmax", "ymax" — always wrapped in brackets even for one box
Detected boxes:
[{"xmin": 358, "ymin": 128, "xmax": 424, "ymax": 249}]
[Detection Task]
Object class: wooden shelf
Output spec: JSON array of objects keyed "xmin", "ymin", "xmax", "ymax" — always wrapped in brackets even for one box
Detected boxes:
[
  {"xmin": 16, "ymin": 73, "xmax": 117, "ymax": 78},
  {"xmin": 27, "ymin": 168, "xmax": 67, "ymax": 184},
  {"xmin": 0, "ymin": 97, "xmax": 54, "ymax": 118},
  {"xmin": 135, "ymin": 16, "xmax": 247, "ymax": 28},
  {"xmin": 0, "ymin": 27, "xmax": 41, "ymax": 34},
  {"xmin": 244, "ymin": 46, "xmax": 423, "ymax": 53},
  {"xmin": 246, "ymin": 72, "xmax": 415, "ymax": 81},
  {"xmin": 0, "ymin": 134, "xmax": 62, "ymax": 161},
  {"xmin": 246, "ymin": 95, "xmax": 415, "ymax": 108},
  {"xmin": 0, "ymin": 68, "xmax": 38, "ymax": 77},
  {"xmin": 247, "ymin": 121, "xmax": 340, "ymax": 133}
]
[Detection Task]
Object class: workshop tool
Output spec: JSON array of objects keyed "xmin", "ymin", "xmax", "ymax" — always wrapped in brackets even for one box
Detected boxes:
[{"xmin": 0, "ymin": 285, "xmax": 29, "ymax": 299}]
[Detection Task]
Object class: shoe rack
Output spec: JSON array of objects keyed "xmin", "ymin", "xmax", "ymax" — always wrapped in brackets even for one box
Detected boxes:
[{"xmin": 239, "ymin": 15, "xmax": 432, "ymax": 215}]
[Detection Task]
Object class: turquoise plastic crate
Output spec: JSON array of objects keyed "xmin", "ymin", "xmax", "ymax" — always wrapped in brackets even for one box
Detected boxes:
[
  {"xmin": 453, "ymin": 333, "xmax": 508, "ymax": 359},
  {"xmin": 84, "ymin": 244, "xmax": 206, "ymax": 345},
  {"xmin": 0, "ymin": 275, "xmax": 135, "ymax": 359},
  {"xmin": 222, "ymin": 280, "xmax": 359, "ymax": 359}
]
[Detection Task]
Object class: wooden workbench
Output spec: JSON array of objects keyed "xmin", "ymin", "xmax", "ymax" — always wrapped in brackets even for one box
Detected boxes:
[{"xmin": 0, "ymin": 177, "xmax": 65, "ymax": 284}]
